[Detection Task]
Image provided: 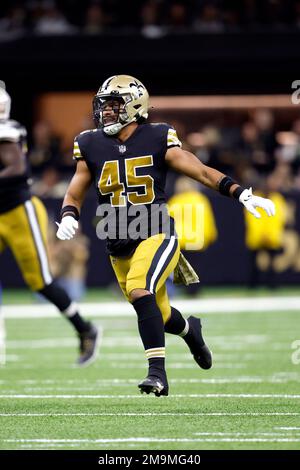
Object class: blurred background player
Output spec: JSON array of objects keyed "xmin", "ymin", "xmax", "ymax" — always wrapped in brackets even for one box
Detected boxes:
[
  {"xmin": 56, "ymin": 74, "xmax": 275, "ymax": 397},
  {"xmin": 0, "ymin": 81, "xmax": 98, "ymax": 366},
  {"xmin": 244, "ymin": 171, "xmax": 287, "ymax": 289},
  {"xmin": 168, "ymin": 176, "xmax": 218, "ymax": 296},
  {"xmin": 48, "ymin": 224, "xmax": 89, "ymax": 301}
]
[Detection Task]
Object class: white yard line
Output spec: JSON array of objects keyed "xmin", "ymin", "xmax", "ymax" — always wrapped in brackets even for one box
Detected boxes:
[
  {"xmin": 275, "ymin": 427, "xmax": 300, "ymax": 430},
  {"xmin": 194, "ymin": 432, "xmax": 300, "ymax": 436},
  {"xmin": 0, "ymin": 393, "xmax": 299, "ymax": 399},
  {"xmin": 106, "ymin": 363, "xmax": 247, "ymax": 369},
  {"xmin": 8, "ymin": 374, "xmax": 300, "ymax": 391},
  {"xmin": 4, "ymin": 335, "xmax": 287, "ymax": 350},
  {"xmin": 3, "ymin": 437, "xmax": 300, "ymax": 443},
  {"xmin": 1, "ymin": 375, "xmax": 299, "ymax": 385},
  {"xmin": 0, "ymin": 412, "xmax": 300, "ymax": 417},
  {"xmin": 3, "ymin": 296, "xmax": 300, "ymax": 318}
]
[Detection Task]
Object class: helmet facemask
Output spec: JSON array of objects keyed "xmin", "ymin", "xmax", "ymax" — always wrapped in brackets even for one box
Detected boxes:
[{"xmin": 93, "ymin": 95, "xmax": 131, "ymax": 135}]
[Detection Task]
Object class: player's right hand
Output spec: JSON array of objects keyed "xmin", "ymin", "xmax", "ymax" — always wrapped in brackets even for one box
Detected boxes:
[{"xmin": 56, "ymin": 216, "xmax": 79, "ymax": 240}]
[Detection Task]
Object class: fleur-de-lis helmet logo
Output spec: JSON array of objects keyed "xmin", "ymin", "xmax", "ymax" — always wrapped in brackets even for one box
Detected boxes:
[{"xmin": 129, "ymin": 81, "xmax": 145, "ymax": 99}]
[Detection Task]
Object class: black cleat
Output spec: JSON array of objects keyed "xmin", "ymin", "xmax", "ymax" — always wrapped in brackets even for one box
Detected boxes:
[
  {"xmin": 138, "ymin": 376, "xmax": 169, "ymax": 397},
  {"xmin": 186, "ymin": 316, "xmax": 212, "ymax": 370},
  {"xmin": 77, "ymin": 323, "xmax": 99, "ymax": 366}
]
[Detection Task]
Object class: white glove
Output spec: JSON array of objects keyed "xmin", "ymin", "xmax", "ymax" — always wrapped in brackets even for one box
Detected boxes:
[
  {"xmin": 56, "ymin": 216, "xmax": 79, "ymax": 240},
  {"xmin": 239, "ymin": 187, "xmax": 276, "ymax": 219}
]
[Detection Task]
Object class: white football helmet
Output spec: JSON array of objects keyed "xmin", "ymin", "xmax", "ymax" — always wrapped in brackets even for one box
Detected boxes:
[
  {"xmin": 0, "ymin": 81, "xmax": 11, "ymax": 121},
  {"xmin": 93, "ymin": 75, "xmax": 149, "ymax": 135}
]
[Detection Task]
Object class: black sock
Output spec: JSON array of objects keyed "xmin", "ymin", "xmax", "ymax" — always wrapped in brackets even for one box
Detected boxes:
[
  {"xmin": 164, "ymin": 306, "xmax": 187, "ymax": 335},
  {"xmin": 67, "ymin": 312, "xmax": 91, "ymax": 334},
  {"xmin": 132, "ymin": 294, "xmax": 166, "ymax": 377},
  {"xmin": 165, "ymin": 306, "xmax": 204, "ymax": 348},
  {"xmin": 38, "ymin": 281, "xmax": 90, "ymax": 334},
  {"xmin": 148, "ymin": 358, "xmax": 165, "ymax": 378}
]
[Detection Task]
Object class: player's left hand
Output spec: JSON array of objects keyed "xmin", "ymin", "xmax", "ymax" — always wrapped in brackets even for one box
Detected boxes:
[{"xmin": 239, "ymin": 187, "xmax": 276, "ymax": 219}]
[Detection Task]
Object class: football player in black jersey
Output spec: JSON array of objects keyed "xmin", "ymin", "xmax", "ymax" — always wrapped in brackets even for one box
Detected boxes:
[
  {"xmin": 56, "ymin": 75, "xmax": 275, "ymax": 396},
  {"xmin": 0, "ymin": 81, "xmax": 98, "ymax": 366}
]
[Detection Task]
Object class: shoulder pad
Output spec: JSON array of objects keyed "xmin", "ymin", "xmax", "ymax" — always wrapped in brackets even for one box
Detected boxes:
[
  {"xmin": 78, "ymin": 129, "xmax": 97, "ymax": 137},
  {"xmin": 0, "ymin": 122, "xmax": 22, "ymax": 142},
  {"xmin": 7, "ymin": 120, "xmax": 27, "ymax": 136},
  {"xmin": 149, "ymin": 122, "xmax": 170, "ymax": 129},
  {"xmin": 149, "ymin": 122, "xmax": 182, "ymax": 148}
]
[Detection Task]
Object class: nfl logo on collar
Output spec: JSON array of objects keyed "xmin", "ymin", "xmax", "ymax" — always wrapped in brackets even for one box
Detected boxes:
[{"xmin": 119, "ymin": 145, "xmax": 127, "ymax": 154}]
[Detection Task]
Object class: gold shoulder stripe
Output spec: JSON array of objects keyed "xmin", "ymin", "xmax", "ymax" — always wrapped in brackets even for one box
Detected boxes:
[{"xmin": 167, "ymin": 128, "xmax": 182, "ymax": 147}]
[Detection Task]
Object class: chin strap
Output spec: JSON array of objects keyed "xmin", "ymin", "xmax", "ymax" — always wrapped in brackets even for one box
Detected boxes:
[
  {"xmin": 103, "ymin": 122, "xmax": 123, "ymax": 135},
  {"xmin": 103, "ymin": 118, "xmax": 136, "ymax": 136}
]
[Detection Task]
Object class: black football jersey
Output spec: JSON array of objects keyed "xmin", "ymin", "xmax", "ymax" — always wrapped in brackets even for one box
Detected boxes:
[
  {"xmin": 74, "ymin": 123, "xmax": 181, "ymax": 256},
  {"xmin": 0, "ymin": 119, "xmax": 31, "ymax": 213}
]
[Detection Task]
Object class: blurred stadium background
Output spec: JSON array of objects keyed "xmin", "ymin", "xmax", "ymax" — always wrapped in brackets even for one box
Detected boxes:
[{"xmin": 1, "ymin": 0, "xmax": 300, "ymax": 452}]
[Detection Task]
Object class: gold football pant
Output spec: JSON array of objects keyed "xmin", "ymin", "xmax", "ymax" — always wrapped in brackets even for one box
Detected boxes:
[
  {"xmin": 110, "ymin": 233, "xmax": 180, "ymax": 323},
  {"xmin": 0, "ymin": 197, "xmax": 52, "ymax": 291}
]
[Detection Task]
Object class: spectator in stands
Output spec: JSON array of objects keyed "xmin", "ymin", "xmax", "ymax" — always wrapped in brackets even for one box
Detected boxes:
[
  {"xmin": 34, "ymin": 1, "xmax": 77, "ymax": 35},
  {"xmin": 252, "ymin": 108, "xmax": 277, "ymax": 167},
  {"xmin": 192, "ymin": 3, "xmax": 224, "ymax": 33},
  {"xmin": 83, "ymin": 2, "xmax": 106, "ymax": 35},
  {"xmin": 192, "ymin": 125, "xmax": 223, "ymax": 166},
  {"xmin": 189, "ymin": 125, "xmax": 240, "ymax": 179},
  {"xmin": 31, "ymin": 167, "xmax": 69, "ymax": 198},
  {"xmin": 276, "ymin": 118, "xmax": 300, "ymax": 174},
  {"xmin": 238, "ymin": 117, "xmax": 276, "ymax": 175},
  {"xmin": 0, "ymin": 4, "xmax": 27, "ymax": 39},
  {"xmin": 165, "ymin": 1, "xmax": 189, "ymax": 32},
  {"xmin": 140, "ymin": 0, "xmax": 165, "ymax": 38},
  {"xmin": 28, "ymin": 120, "xmax": 62, "ymax": 175},
  {"xmin": 0, "ymin": 0, "xmax": 299, "ymax": 36}
]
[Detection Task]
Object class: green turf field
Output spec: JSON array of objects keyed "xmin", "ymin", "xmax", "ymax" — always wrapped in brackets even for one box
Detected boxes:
[
  {"xmin": 2, "ymin": 286, "xmax": 300, "ymax": 304},
  {"xmin": 0, "ymin": 292, "xmax": 300, "ymax": 450}
]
